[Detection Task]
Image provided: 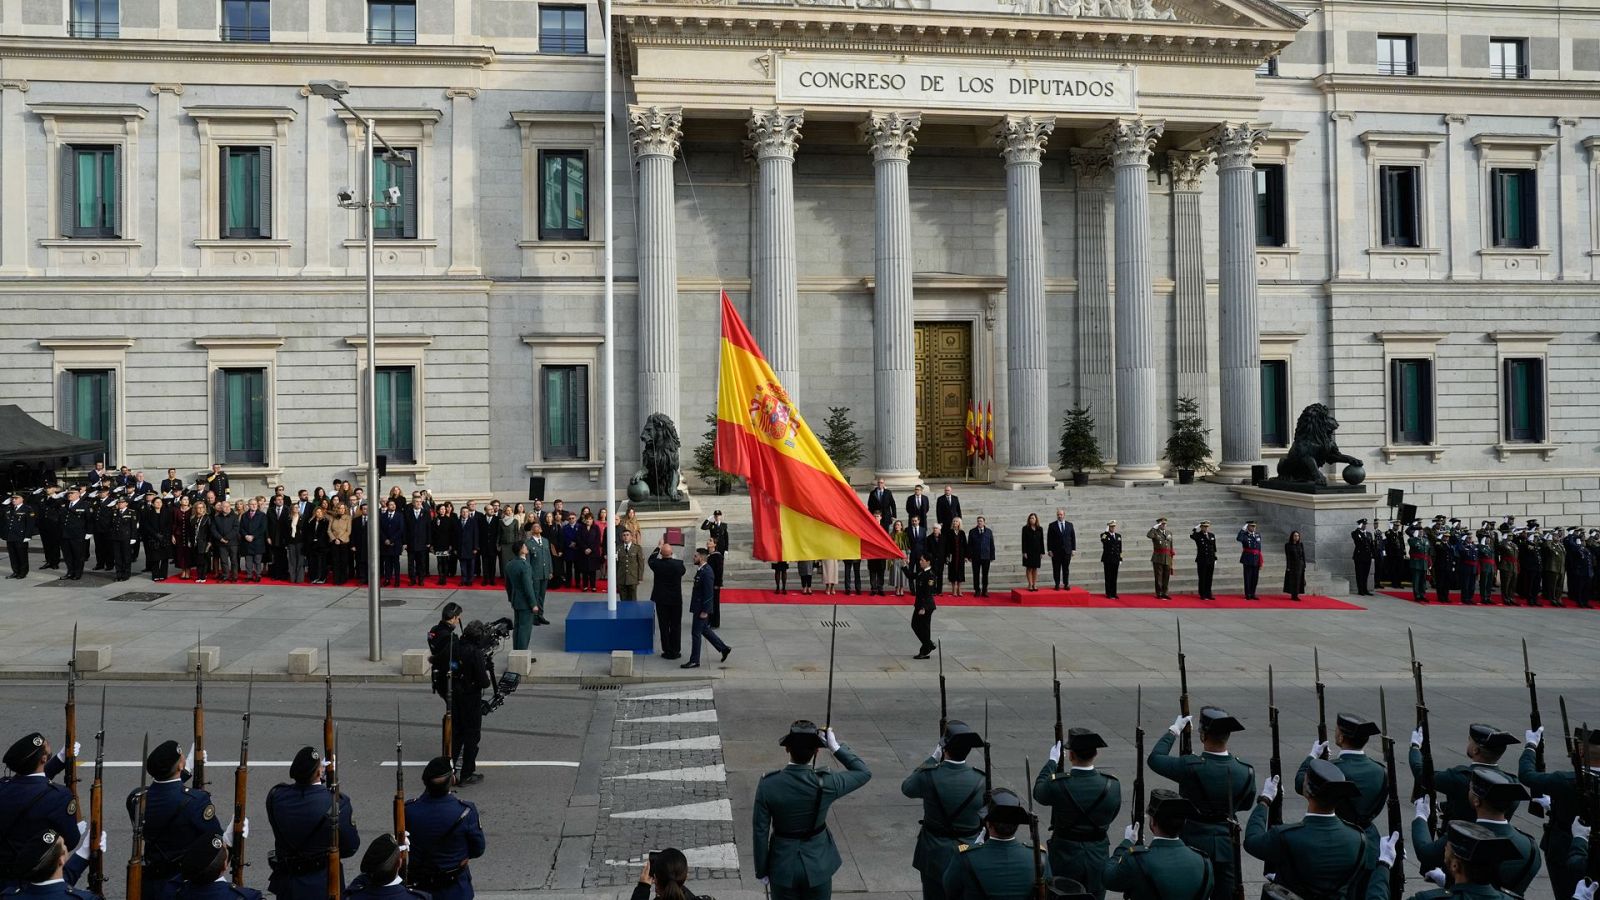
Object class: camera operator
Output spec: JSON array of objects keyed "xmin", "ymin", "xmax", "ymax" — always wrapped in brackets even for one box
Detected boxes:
[
  {"xmin": 633, "ymin": 848, "xmax": 697, "ymax": 900},
  {"xmin": 428, "ymin": 603, "xmax": 463, "ymax": 703},
  {"xmin": 450, "ymin": 620, "xmax": 496, "ymax": 785}
]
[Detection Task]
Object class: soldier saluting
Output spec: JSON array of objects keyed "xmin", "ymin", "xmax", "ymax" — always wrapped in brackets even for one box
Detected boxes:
[
  {"xmin": 1294, "ymin": 714, "xmax": 1387, "ymax": 900},
  {"xmin": 1247, "ymin": 759, "xmax": 1368, "ymax": 900},
  {"xmin": 1147, "ymin": 707, "xmax": 1254, "ymax": 900},
  {"xmin": 1146, "ymin": 520, "xmax": 1175, "ymax": 601},
  {"xmin": 901, "ymin": 721, "xmax": 987, "ymax": 900},
  {"xmin": 1033, "ymin": 728, "xmax": 1120, "ymax": 900},
  {"xmin": 1100, "ymin": 522, "xmax": 1122, "ymax": 600},
  {"xmin": 1191, "ymin": 522, "xmax": 1217, "ymax": 602},
  {"xmin": 1351, "ymin": 519, "xmax": 1380, "ymax": 596},
  {"xmin": 752, "ymin": 722, "xmax": 871, "ymax": 900},
  {"xmin": 1102, "ymin": 789, "xmax": 1213, "ymax": 900},
  {"xmin": 128, "ymin": 741, "xmax": 222, "ymax": 900},
  {"xmin": 940, "ymin": 788, "xmax": 1049, "ymax": 900}
]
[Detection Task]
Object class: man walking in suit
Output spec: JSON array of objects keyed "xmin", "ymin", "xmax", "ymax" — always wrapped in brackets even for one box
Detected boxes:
[
  {"xmin": 648, "ymin": 539, "xmax": 686, "ymax": 659},
  {"xmin": 866, "ymin": 478, "xmax": 895, "ymax": 531},
  {"xmin": 905, "ymin": 484, "xmax": 930, "ymax": 530},
  {"xmin": 682, "ymin": 546, "xmax": 731, "ymax": 668},
  {"xmin": 935, "ymin": 485, "xmax": 962, "ymax": 532},
  {"xmin": 1048, "ymin": 508, "xmax": 1077, "ymax": 590},
  {"xmin": 525, "ymin": 521, "xmax": 554, "ymax": 629}
]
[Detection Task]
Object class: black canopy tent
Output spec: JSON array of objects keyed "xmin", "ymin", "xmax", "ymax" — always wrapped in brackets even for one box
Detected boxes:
[{"xmin": 0, "ymin": 404, "xmax": 104, "ymax": 463}]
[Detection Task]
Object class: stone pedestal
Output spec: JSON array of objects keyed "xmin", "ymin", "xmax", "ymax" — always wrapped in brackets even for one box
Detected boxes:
[{"xmin": 1234, "ymin": 484, "xmax": 1381, "ymax": 581}]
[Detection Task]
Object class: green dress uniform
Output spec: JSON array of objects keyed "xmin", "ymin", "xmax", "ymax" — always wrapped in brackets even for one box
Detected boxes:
[
  {"xmin": 902, "ymin": 730, "xmax": 987, "ymax": 900},
  {"xmin": 1148, "ymin": 710, "xmax": 1255, "ymax": 900},
  {"xmin": 1294, "ymin": 718, "xmax": 1389, "ymax": 900},
  {"xmin": 1364, "ymin": 822, "xmax": 1524, "ymax": 900},
  {"xmin": 1517, "ymin": 742, "xmax": 1591, "ymax": 900},
  {"xmin": 1410, "ymin": 766, "xmax": 1541, "ymax": 895},
  {"xmin": 1408, "ymin": 533, "xmax": 1430, "ymax": 602},
  {"xmin": 1034, "ymin": 752, "xmax": 1121, "ymax": 899},
  {"xmin": 1410, "ymin": 726, "xmax": 1521, "ymax": 826},
  {"xmin": 1245, "ymin": 807, "xmax": 1367, "ymax": 900},
  {"xmin": 1103, "ymin": 837, "xmax": 1214, "ymax": 900},
  {"xmin": 942, "ymin": 837, "xmax": 1047, "ymax": 900},
  {"xmin": 753, "ymin": 724, "xmax": 872, "ymax": 900},
  {"xmin": 1147, "ymin": 524, "xmax": 1175, "ymax": 599}
]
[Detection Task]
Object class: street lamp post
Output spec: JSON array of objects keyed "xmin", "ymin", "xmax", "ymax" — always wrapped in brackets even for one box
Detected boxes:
[{"xmin": 308, "ymin": 79, "xmax": 412, "ymax": 662}]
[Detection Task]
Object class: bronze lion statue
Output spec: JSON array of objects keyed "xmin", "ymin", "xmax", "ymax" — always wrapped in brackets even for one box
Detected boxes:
[
  {"xmin": 1275, "ymin": 403, "xmax": 1363, "ymax": 485},
  {"xmin": 635, "ymin": 413, "xmax": 683, "ymax": 501}
]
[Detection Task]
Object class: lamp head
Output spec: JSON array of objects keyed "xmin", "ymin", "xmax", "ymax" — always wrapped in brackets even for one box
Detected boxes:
[
  {"xmin": 308, "ymin": 79, "xmax": 350, "ymax": 99},
  {"xmin": 336, "ymin": 188, "xmax": 355, "ymax": 205}
]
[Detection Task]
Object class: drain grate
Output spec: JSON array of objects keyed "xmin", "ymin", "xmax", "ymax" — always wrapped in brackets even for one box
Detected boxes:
[
  {"xmin": 109, "ymin": 592, "xmax": 167, "ymax": 603},
  {"xmin": 821, "ymin": 620, "xmax": 851, "ymax": 628},
  {"xmin": 582, "ymin": 683, "xmax": 620, "ymax": 691}
]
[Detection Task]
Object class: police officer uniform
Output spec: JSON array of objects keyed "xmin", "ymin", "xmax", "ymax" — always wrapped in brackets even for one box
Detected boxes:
[
  {"xmin": 1367, "ymin": 821, "xmax": 1523, "ymax": 900},
  {"xmin": 0, "ymin": 735, "xmax": 85, "ymax": 891},
  {"xmin": 753, "ymin": 722, "xmax": 872, "ymax": 900},
  {"xmin": 34, "ymin": 488, "xmax": 63, "ymax": 572},
  {"xmin": 901, "ymin": 722, "xmax": 987, "ymax": 900},
  {"xmin": 1293, "ymin": 715, "xmax": 1387, "ymax": 900},
  {"xmin": 1236, "ymin": 525, "xmax": 1263, "ymax": 601},
  {"xmin": 1351, "ymin": 521, "xmax": 1379, "ymax": 596},
  {"xmin": 1246, "ymin": 759, "xmax": 1367, "ymax": 900},
  {"xmin": 940, "ymin": 788, "xmax": 1049, "ymax": 900},
  {"xmin": 1034, "ymin": 729, "xmax": 1120, "ymax": 900},
  {"xmin": 1382, "ymin": 523, "xmax": 1406, "ymax": 590},
  {"xmin": 341, "ymin": 834, "xmax": 430, "ymax": 900},
  {"xmin": 126, "ymin": 741, "xmax": 222, "ymax": 900},
  {"xmin": 1147, "ymin": 521, "xmax": 1175, "ymax": 600},
  {"xmin": 3, "ymin": 497, "xmax": 37, "ymax": 579},
  {"xmin": 0, "ymin": 827, "xmax": 102, "ymax": 900},
  {"xmin": 58, "ymin": 493, "xmax": 89, "ymax": 581},
  {"xmin": 1100, "ymin": 524, "xmax": 1122, "ymax": 600},
  {"xmin": 171, "ymin": 835, "xmax": 263, "ymax": 900},
  {"xmin": 1411, "ymin": 726, "xmax": 1521, "ymax": 826},
  {"xmin": 110, "ymin": 501, "xmax": 139, "ymax": 581},
  {"xmin": 1148, "ymin": 707, "xmax": 1255, "ymax": 900},
  {"xmin": 1102, "ymin": 790, "xmax": 1214, "ymax": 900},
  {"xmin": 263, "ymin": 748, "xmax": 359, "ymax": 900},
  {"xmin": 1191, "ymin": 524, "xmax": 1217, "ymax": 602},
  {"xmin": 404, "ymin": 758, "xmax": 485, "ymax": 900},
  {"xmin": 1410, "ymin": 766, "xmax": 1540, "ymax": 895},
  {"xmin": 1519, "ymin": 725, "xmax": 1598, "ymax": 900}
]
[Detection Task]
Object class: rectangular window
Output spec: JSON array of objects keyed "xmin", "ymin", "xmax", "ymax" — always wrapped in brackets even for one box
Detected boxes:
[
  {"xmin": 375, "ymin": 366, "xmax": 416, "ymax": 463},
  {"xmin": 1254, "ymin": 164, "xmax": 1286, "ymax": 247},
  {"xmin": 538, "ymin": 150, "xmax": 588, "ymax": 241},
  {"xmin": 62, "ymin": 145, "xmax": 119, "ymax": 238},
  {"xmin": 69, "ymin": 0, "xmax": 118, "ymax": 37},
  {"xmin": 367, "ymin": 0, "xmax": 415, "ymax": 44},
  {"xmin": 221, "ymin": 0, "xmax": 270, "ymax": 41},
  {"xmin": 1260, "ymin": 360, "xmax": 1290, "ymax": 447},
  {"xmin": 1489, "ymin": 38, "xmax": 1528, "ymax": 79},
  {"xmin": 1503, "ymin": 358, "xmax": 1545, "ymax": 443},
  {"xmin": 1490, "ymin": 168, "xmax": 1538, "ymax": 249},
  {"xmin": 542, "ymin": 365, "xmax": 589, "ymax": 460},
  {"xmin": 219, "ymin": 368, "xmax": 267, "ymax": 464},
  {"xmin": 1254, "ymin": 58, "xmax": 1279, "ymax": 77},
  {"xmin": 1389, "ymin": 358, "xmax": 1434, "ymax": 445},
  {"xmin": 219, "ymin": 146, "xmax": 272, "ymax": 239},
  {"xmin": 61, "ymin": 369, "xmax": 115, "ymax": 465},
  {"xmin": 372, "ymin": 148, "xmax": 418, "ymax": 240},
  {"xmin": 539, "ymin": 5, "xmax": 586, "ymax": 54},
  {"xmin": 1377, "ymin": 34, "xmax": 1416, "ymax": 75},
  {"xmin": 1378, "ymin": 165, "xmax": 1421, "ymax": 248}
]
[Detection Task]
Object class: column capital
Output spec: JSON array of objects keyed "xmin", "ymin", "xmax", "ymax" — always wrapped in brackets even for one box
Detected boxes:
[
  {"xmin": 992, "ymin": 115, "xmax": 1055, "ymax": 166},
  {"xmin": 445, "ymin": 87, "xmax": 480, "ymax": 101},
  {"xmin": 628, "ymin": 105, "xmax": 683, "ymax": 159},
  {"xmin": 861, "ymin": 111, "xmax": 921, "ymax": 162},
  {"xmin": 149, "ymin": 83, "xmax": 183, "ymax": 96},
  {"xmin": 1, "ymin": 80, "xmax": 30, "ymax": 93},
  {"xmin": 748, "ymin": 108, "xmax": 804, "ymax": 161},
  {"xmin": 1068, "ymin": 147, "xmax": 1113, "ymax": 190},
  {"xmin": 1102, "ymin": 117, "xmax": 1164, "ymax": 168},
  {"xmin": 1167, "ymin": 150, "xmax": 1212, "ymax": 192},
  {"xmin": 1208, "ymin": 122, "xmax": 1267, "ymax": 170},
  {"xmin": 1442, "ymin": 113, "xmax": 1470, "ymax": 127}
]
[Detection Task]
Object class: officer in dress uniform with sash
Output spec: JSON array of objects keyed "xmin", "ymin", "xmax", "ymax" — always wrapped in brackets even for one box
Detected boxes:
[
  {"xmin": 0, "ymin": 735, "xmax": 89, "ymax": 891},
  {"xmin": 1102, "ymin": 789, "xmax": 1214, "ymax": 900},
  {"xmin": 264, "ymin": 748, "xmax": 359, "ymax": 900},
  {"xmin": 1294, "ymin": 714, "xmax": 1387, "ymax": 900},
  {"xmin": 1351, "ymin": 520, "xmax": 1380, "ymax": 596},
  {"xmin": 1147, "ymin": 520, "xmax": 1175, "ymax": 600},
  {"xmin": 1410, "ymin": 725, "xmax": 1521, "ymax": 827},
  {"xmin": 1494, "ymin": 529, "xmax": 1519, "ymax": 606},
  {"xmin": 1248, "ymin": 759, "xmax": 1368, "ymax": 900},
  {"xmin": 1407, "ymin": 528, "xmax": 1431, "ymax": 604},
  {"xmin": 752, "ymin": 722, "xmax": 872, "ymax": 900},
  {"xmin": 404, "ymin": 758, "xmax": 485, "ymax": 900},
  {"xmin": 0, "ymin": 827, "xmax": 102, "ymax": 900},
  {"xmin": 341, "ymin": 834, "xmax": 429, "ymax": 900},
  {"xmin": 940, "ymin": 788, "xmax": 1049, "ymax": 900},
  {"xmin": 1148, "ymin": 707, "xmax": 1254, "ymax": 900},
  {"xmin": 127, "ymin": 741, "xmax": 222, "ymax": 900},
  {"xmin": 1100, "ymin": 523, "xmax": 1122, "ymax": 600},
  {"xmin": 1034, "ymin": 728, "xmax": 1120, "ymax": 900},
  {"xmin": 1191, "ymin": 523, "xmax": 1217, "ymax": 602},
  {"xmin": 1411, "ymin": 766, "xmax": 1540, "ymax": 895},
  {"xmin": 901, "ymin": 721, "xmax": 987, "ymax": 900},
  {"xmin": 172, "ymin": 835, "xmax": 263, "ymax": 900},
  {"xmin": 1236, "ymin": 523, "xmax": 1263, "ymax": 601}
]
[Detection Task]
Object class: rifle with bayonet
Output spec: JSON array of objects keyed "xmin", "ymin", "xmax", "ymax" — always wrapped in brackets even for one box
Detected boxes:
[
  {"xmin": 815, "ymin": 604, "xmax": 838, "ymax": 774},
  {"xmin": 1521, "ymin": 639, "xmax": 1545, "ymax": 819},
  {"xmin": 395, "ymin": 705, "xmax": 409, "ymax": 884},
  {"xmin": 326, "ymin": 728, "xmax": 342, "ymax": 900},
  {"xmin": 1052, "ymin": 646, "xmax": 1063, "ymax": 749},
  {"xmin": 983, "ymin": 699, "xmax": 993, "ymax": 796},
  {"xmin": 1560, "ymin": 696, "xmax": 1576, "ymax": 777},
  {"xmin": 231, "ymin": 675, "xmax": 252, "ymax": 886},
  {"xmin": 1132, "ymin": 685, "xmax": 1146, "ymax": 838},
  {"xmin": 1408, "ymin": 629, "xmax": 1437, "ymax": 835},
  {"xmin": 1267, "ymin": 666, "xmax": 1283, "ymax": 827},
  {"xmin": 1026, "ymin": 758, "xmax": 1046, "ymax": 900},
  {"xmin": 1177, "ymin": 620, "xmax": 1192, "ymax": 756},
  {"xmin": 442, "ymin": 635, "xmax": 454, "ymax": 765},
  {"xmin": 323, "ymin": 641, "xmax": 335, "ymax": 786},
  {"xmin": 938, "ymin": 641, "xmax": 948, "ymax": 738},
  {"xmin": 87, "ymin": 689, "xmax": 105, "ymax": 897},
  {"xmin": 127, "ymin": 733, "xmax": 149, "ymax": 900},
  {"xmin": 1380, "ymin": 687, "xmax": 1405, "ymax": 900},
  {"xmin": 66, "ymin": 624, "xmax": 79, "ymax": 810},
  {"xmin": 193, "ymin": 633, "xmax": 206, "ymax": 791},
  {"xmin": 1314, "ymin": 647, "xmax": 1328, "ymax": 751}
]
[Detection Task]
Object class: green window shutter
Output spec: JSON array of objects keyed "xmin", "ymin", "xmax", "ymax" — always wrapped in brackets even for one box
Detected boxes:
[
  {"xmin": 401, "ymin": 149, "xmax": 418, "ymax": 239},
  {"xmin": 257, "ymin": 145, "xmax": 273, "ymax": 238},
  {"xmin": 375, "ymin": 368, "xmax": 391, "ymax": 454},
  {"xmin": 61, "ymin": 146, "xmax": 79, "ymax": 237},
  {"xmin": 573, "ymin": 366, "xmax": 589, "ymax": 458},
  {"xmin": 215, "ymin": 369, "xmax": 231, "ymax": 460},
  {"xmin": 1520, "ymin": 171, "xmax": 1537, "ymax": 247},
  {"xmin": 103, "ymin": 368, "xmax": 117, "ymax": 463},
  {"xmin": 220, "ymin": 147, "xmax": 232, "ymax": 236},
  {"xmin": 58, "ymin": 371, "xmax": 75, "ymax": 434},
  {"xmin": 110, "ymin": 144, "xmax": 123, "ymax": 238},
  {"xmin": 394, "ymin": 369, "xmax": 414, "ymax": 459}
]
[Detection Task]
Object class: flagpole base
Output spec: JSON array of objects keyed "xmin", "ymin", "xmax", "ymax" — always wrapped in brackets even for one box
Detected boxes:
[{"xmin": 875, "ymin": 469, "xmax": 923, "ymax": 490}]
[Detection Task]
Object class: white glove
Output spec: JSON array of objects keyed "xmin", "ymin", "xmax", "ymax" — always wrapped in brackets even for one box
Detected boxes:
[
  {"xmin": 1124, "ymin": 824, "xmax": 1140, "ymax": 844},
  {"xmin": 758, "ymin": 878, "xmax": 769, "ymax": 887},
  {"xmin": 1575, "ymin": 879, "xmax": 1597, "ymax": 900},
  {"xmin": 1050, "ymin": 741, "xmax": 1063, "ymax": 765},
  {"xmin": 1259, "ymin": 775, "xmax": 1280, "ymax": 804},
  {"xmin": 1309, "ymin": 740, "xmax": 1328, "ymax": 760},
  {"xmin": 823, "ymin": 728, "xmax": 841, "ymax": 753},
  {"xmin": 1414, "ymin": 796, "xmax": 1431, "ymax": 821},
  {"xmin": 1170, "ymin": 715, "xmax": 1192, "ymax": 736},
  {"xmin": 221, "ymin": 818, "xmax": 250, "ymax": 847},
  {"xmin": 1535, "ymin": 794, "xmax": 1553, "ymax": 814},
  {"xmin": 1411, "ymin": 726, "xmax": 1425, "ymax": 749},
  {"xmin": 1378, "ymin": 832, "xmax": 1400, "ymax": 867},
  {"xmin": 1525, "ymin": 726, "xmax": 1543, "ymax": 748},
  {"xmin": 55, "ymin": 742, "xmax": 81, "ymax": 763},
  {"xmin": 1572, "ymin": 818, "xmax": 1591, "ymax": 843},
  {"xmin": 1424, "ymin": 868, "xmax": 1447, "ymax": 888},
  {"xmin": 399, "ymin": 831, "xmax": 411, "ymax": 854},
  {"xmin": 931, "ymin": 743, "xmax": 944, "ymax": 762},
  {"xmin": 74, "ymin": 822, "xmax": 90, "ymax": 860}
]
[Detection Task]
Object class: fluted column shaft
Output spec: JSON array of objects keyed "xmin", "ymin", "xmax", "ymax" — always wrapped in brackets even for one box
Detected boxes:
[
  {"xmin": 1212, "ymin": 123, "xmax": 1267, "ymax": 480},
  {"xmin": 1107, "ymin": 118, "xmax": 1165, "ymax": 481},
  {"xmin": 862, "ymin": 112, "xmax": 921, "ymax": 486},
  {"xmin": 1070, "ymin": 149, "xmax": 1115, "ymax": 463},
  {"xmin": 1169, "ymin": 151, "xmax": 1212, "ymax": 426},
  {"xmin": 749, "ymin": 109, "xmax": 804, "ymax": 396},
  {"xmin": 994, "ymin": 115, "xmax": 1056, "ymax": 484},
  {"xmin": 630, "ymin": 105, "xmax": 683, "ymax": 430}
]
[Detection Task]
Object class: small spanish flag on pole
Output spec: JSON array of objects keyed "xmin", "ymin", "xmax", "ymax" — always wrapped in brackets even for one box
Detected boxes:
[
  {"xmin": 716, "ymin": 292, "xmax": 904, "ymax": 562},
  {"xmin": 965, "ymin": 401, "xmax": 978, "ymax": 459},
  {"xmin": 985, "ymin": 401, "xmax": 996, "ymax": 463}
]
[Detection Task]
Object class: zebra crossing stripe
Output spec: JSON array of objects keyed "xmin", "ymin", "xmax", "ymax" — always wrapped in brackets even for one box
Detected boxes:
[
  {"xmin": 608, "ymin": 764, "xmax": 727, "ymax": 782},
  {"xmin": 612, "ymin": 735, "xmax": 722, "ymax": 751},
  {"xmin": 619, "ymin": 709, "xmax": 719, "ymax": 724},
  {"xmin": 604, "ymin": 842, "xmax": 740, "ymax": 869},
  {"xmin": 610, "ymin": 799, "xmax": 732, "ymax": 821},
  {"xmin": 620, "ymin": 687, "xmax": 715, "ymax": 702}
]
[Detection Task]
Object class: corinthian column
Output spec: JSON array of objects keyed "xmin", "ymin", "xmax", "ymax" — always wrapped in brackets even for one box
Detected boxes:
[
  {"xmin": 1168, "ymin": 150, "xmax": 1212, "ymax": 427},
  {"xmin": 629, "ymin": 105, "xmax": 684, "ymax": 431},
  {"xmin": 993, "ymin": 115, "xmax": 1056, "ymax": 486},
  {"xmin": 1210, "ymin": 122, "xmax": 1267, "ymax": 482},
  {"xmin": 861, "ymin": 111, "xmax": 921, "ymax": 487},
  {"xmin": 748, "ymin": 108, "xmax": 804, "ymax": 396},
  {"xmin": 1070, "ymin": 148, "xmax": 1115, "ymax": 463},
  {"xmin": 1105, "ymin": 117, "xmax": 1165, "ymax": 483}
]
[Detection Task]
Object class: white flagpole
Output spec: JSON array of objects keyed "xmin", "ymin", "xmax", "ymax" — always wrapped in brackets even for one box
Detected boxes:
[{"xmin": 603, "ymin": 0, "xmax": 618, "ymax": 615}]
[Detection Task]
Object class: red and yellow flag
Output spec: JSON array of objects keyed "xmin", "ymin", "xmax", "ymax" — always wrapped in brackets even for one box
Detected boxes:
[
  {"xmin": 984, "ymin": 401, "xmax": 996, "ymax": 460},
  {"xmin": 965, "ymin": 401, "xmax": 978, "ymax": 458},
  {"xmin": 715, "ymin": 293, "xmax": 904, "ymax": 562}
]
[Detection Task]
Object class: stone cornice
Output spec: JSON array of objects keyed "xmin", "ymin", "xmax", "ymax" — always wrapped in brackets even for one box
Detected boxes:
[
  {"xmin": 1315, "ymin": 73, "xmax": 1600, "ymax": 101},
  {"xmin": 0, "ymin": 37, "xmax": 496, "ymax": 68}
]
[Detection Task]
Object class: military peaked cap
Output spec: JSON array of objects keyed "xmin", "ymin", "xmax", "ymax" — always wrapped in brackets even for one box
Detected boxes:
[
  {"xmin": 1199, "ymin": 706, "xmax": 1245, "ymax": 735},
  {"xmin": 1336, "ymin": 714, "xmax": 1381, "ymax": 740},
  {"xmin": 1148, "ymin": 788, "xmax": 1198, "ymax": 820},
  {"xmin": 1067, "ymin": 728, "xmax": 1108, "ymax": 755},
  {"xmin": 780, "ymin": 720, "xmax": 824, "ymax": 750},
  {"xmin": 1444, "ymin": 821, "xmax": 1516, "ymax": 863},
  {"xmin": 4, "ymin": 733, "xmax": 46, "ymax": 772},
  {"xmin": 1303, "ymin": 758, "xmax": 1360, "ymax": 800},
  {"xmin": 979, "ymin": 788, "xmax": 1032, "ymax": 825},
  {"xmin": 1048, "ymin": 878, "xmax": 1096, "ymax": 900},
  {"xmin": 1468, "ymin": 724, "xmax": 1519, "ymax": 751},
  {"xmin": 1467, "ymin": 765, "xmax": 1529, "ymax": 805},
  {"xmin": 942, "ymin": 720, "xmax": 983, "ymax": 755}
]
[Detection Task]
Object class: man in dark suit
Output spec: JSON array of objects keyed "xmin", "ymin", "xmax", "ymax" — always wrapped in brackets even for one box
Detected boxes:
[
  {"xmin": 458, "ymin": 501, "xmax": 483, "ymax": 586},
  {"xmin": 379, "ymin": 500, "xmax": 404, "ymax": 588},
  {"xmin": 129, "ymin": 471, "xmax": 154, "ymax": 498},
  {"xmin": 160, "ymin": 468, "xmax": 184, "ymax": 495},
  {"xmin": 265, "ymin": 492, "xmax": 290, "ymax": 580},
  {"xmin": 866, "ymin": 478, "xmax": 895, "ymax": 531},
  {"xmin": 1351, "ymin": 518, "xmax": 1380, "ymax": 596},
  {"xmin": 967, "ymin": 515, "xmax": 996, "ymax": 597},
  {"xmin": 648, "ymin": 540, "xmax": 686, "ymax": 660},
  {"xmin": 935, "ymin": 486, "xmax": 962, "ymax": 532},
  {"xmin": 404, "ymin": 498, "xmax": 432, "ymax": 586},
  {"xmin": 683, "ymin": 546, "xmax": 731, "ymax": 668},
  {"xmin": 908, "ymin": 516, "xmax": 928, "ymax": 565},
  {"xmin": 1047, "ymin": 508, "xmax": 1077, "ymax": 590},
  {"xmin": 904, "ymin": 484, "xmax": 930, "ymax": 530}
]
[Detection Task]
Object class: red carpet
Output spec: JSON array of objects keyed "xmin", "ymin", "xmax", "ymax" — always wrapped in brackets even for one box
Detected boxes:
[
  {"xmin": 171, "ymin": 575, "xmax": 605, "ymax": 594},
  {"xmin": 720, "ymin": 586, "xmax": 1363, "ymax": 610},
  {"xmin": 1379, "ymin": 588, "xmax": 1594, "ymax": 609}
]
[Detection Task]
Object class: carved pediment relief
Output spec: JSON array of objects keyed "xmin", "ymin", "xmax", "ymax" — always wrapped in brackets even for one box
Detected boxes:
[{"xmin": 701, "ymin": 0, "xmax": 1303, "ymax": 29}]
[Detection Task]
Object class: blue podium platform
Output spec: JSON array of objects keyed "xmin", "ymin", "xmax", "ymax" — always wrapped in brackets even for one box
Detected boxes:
[{"xmin": 564, "ymin": 600, "xmax": 657, "ymax": 653}]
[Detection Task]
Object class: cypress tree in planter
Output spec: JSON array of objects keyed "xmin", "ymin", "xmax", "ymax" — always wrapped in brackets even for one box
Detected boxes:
[
  {"xmin": 818, "ymin": 406, "xmax": 864, "ymax": 483},
  {"xmin": 1163, "ymin": 396, "xmax": 1215, "ymax": 484},
  {"xmin": 1057, "ymin": 406, "xmax": 1105, "ymax": 487},
  {"xmin": 692, "ymin": 413, "xmax": 738, "ymax": 494}
]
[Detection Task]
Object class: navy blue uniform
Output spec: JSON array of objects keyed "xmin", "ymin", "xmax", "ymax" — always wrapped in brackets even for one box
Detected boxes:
[
  {"xmin": 1, "ymin": 881, "xmax": 103, "ymax": 900},
  {"xmin": 126, "ymin": 781, "xmax": 222, "ymax": 900},
  {"xmin": 402, "ymin": 794, "xmax": 485, "ymax": 900},
  {"xmin": 342, "ymin": 874, "xmax": 431, "ymax": 900},
  {"xmin": 263, "ymin": 783, "xmax": 359, "ymax": 900},
  {"xmin": 0, "ymin": 769, "xmax": 87, "ymax": 890},
  {"xmin": 174, "ymin": 880, "xmax": 263, "ymax": 900}
]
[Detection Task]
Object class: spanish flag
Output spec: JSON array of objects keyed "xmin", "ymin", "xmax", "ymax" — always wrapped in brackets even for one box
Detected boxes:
[
  {"xmin": 965, "ymin": 401, "xmax": 978, "ymax": 458},
  {"xmin": 716, "ymin": 293, "xmax": 904, "ymax": 562},
  {"xmin": 984, "ymin": 400, "xmax": 996, "ymax": 460}
]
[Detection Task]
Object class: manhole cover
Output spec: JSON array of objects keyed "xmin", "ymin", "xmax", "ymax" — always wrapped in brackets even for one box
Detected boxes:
[
  {"xmin": 109, "ymin": 592, "xmax": 167, "ymax": 603},
  {"xmin": 379, "ymin": 598, "xmax": 407, "ymax": 607}
]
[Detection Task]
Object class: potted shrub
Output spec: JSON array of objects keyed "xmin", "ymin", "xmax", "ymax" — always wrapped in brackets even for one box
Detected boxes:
[
  {"xmin": 818, "ymin": 406, "xmax": 864, "ymax": 482},
  {"xmin": 1057, "ymin": 405, "xmax": 1104, "ymax": 486},
  {"xmin": 1163, "ymin": 396, "xmax": 1215, "ymax": 484},
  {"xmin": 692, "ymin": 414, "xmax": 737, "ymax": 494}
]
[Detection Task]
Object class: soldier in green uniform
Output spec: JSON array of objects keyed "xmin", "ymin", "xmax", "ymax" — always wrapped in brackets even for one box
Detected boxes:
[
  {"xmin": 1147, "ymin": 519, "xmax": 1175, "ymax": 600},
  {"xmin": 901, "ymin": 721, "xmax": 988, "ymax": 900},
  {"xmin": 1494, "ymin": 530, "xmax": 1518, "ymax": 607},
  {"xmin": 1410, "ymin": 766, "xmax": 1540, "ymax": 894},
  {"xmin": 1248, "ymin": 759, "xmax": 1368, "ymax": 900},
  {"xmin": 1542, "ymin": 529, "xmax": 1567, "ymax": 607},
  {"xmin": 1103, "ymin": 789, "xmax": 1214, "ymax": 900},
  {"xmin": 1367, "ymin": 821, "xmax": 1522, "ymax": 900},
  {"xmin": 1407, "ymin": 528, "xmax": 1430, "ymax": 603},
  {"xmin": 1409, "ymin": 724, "xmax": 1521, "ymax": 826},
  {"xmin": 1519, "ymin": 726, "xmax": 1600, "ymax": 900},
  {"xmin": 1293, "ymin": 714, "xmax": 1387, "ymax": 900},
  {"xmin": 752, "ymin": 721, "xmax": 872, "ymax": 900},
  {"xmin": 1148, "ymin": 707, "xmax": 1255, "ymax": 900},
  {"xmin": 941, "ymin": 788, "xmax": 1050, "ymax": 900},
  {"xmin": 1034, "ymin": 728, "xmax": 1122, "ymax": 899}
]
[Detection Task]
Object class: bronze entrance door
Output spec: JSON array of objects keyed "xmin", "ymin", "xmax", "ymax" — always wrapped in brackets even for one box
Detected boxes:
[{"xmin": 913, "ymin": 322, "xmax": 974, "ymax": 480}]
